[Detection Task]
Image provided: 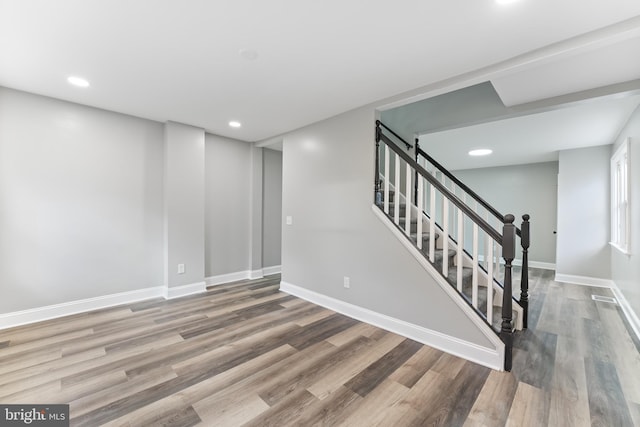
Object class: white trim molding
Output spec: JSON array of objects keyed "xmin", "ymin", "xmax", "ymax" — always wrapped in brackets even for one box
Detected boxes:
[
  {"xmin": 164, "ymin": 281, "xmax": 206, "ymax": 300},
  {"xmin": 528, "ymin": 261, "xmax": 556, "ymax": 270},
  {"xmin": 0, "ymin": 286, "xmax": 165, "ymax": 330},
  {"xmin": 610, "ymin": 282, "xmax": 640, "ymax": 342},
  {"xmin": 281, "ymin": 281, "xmax": 504, "ymax": 371},
  {"xmin": 554, "ymin": 273, "xmax": 614, "ymax": 288},
  {"xmin": 477, "ymin": 255, "xmax": 555, "ymax": 270},
  {"xmin": 250, "ymin": 269, "xmax": 264, "ymax": 280},
  {"xmin": 206, "ymin": 270, "xmax": 254, "ymax": 286},
  {"xmin": 205, "ymin": 268, "xmax": 278, "ymax": 287},
  {"xmin": 263, "ymin": 265, "xmax": 282, "ymax": 276}
]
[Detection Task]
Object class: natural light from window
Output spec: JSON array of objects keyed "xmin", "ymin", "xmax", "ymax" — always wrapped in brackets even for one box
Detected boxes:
[{"xmin": 611, "ymin": 139, "xmax": 630, "ymax": 254}]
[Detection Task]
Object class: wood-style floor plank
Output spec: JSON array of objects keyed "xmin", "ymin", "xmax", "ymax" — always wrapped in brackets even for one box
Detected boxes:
[
  {"xmin": 0, "ymin": 270, "xmax": 638, "ymax": 426},
  {"xmin": 584, "ymin": 356, "xmax": 634, "ymax": 427},
  {"xmin": 506, "ymin": 382, "xmax": 547, "ymax": 427},
  {"xmin": 464, "ymin": 370, "xmax": 518, "ymax": 427}
]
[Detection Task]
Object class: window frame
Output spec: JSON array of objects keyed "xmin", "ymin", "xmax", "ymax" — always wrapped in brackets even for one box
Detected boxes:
[{"xmin": 610, "ymin": 138, "xmax": 631, "ymax": 255}]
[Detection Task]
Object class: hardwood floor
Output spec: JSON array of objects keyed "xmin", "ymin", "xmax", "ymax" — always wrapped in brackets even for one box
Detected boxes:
[{"xmin": 0, "ymin": 269, "xmax": 638, "ymax": 426}]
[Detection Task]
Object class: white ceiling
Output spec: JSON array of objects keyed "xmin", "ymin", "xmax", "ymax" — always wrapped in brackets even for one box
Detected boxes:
[
  {"xmin": 419, "ymin": 93, "xmax": 640, "ymax": 171},
  {"xmin": 2, "ymin": 1, "xmax": 640, "ymax": 142}
]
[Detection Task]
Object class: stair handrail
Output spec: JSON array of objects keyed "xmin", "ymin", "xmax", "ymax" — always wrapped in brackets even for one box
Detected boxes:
[
  {"xmin": 376, "ymin": 121, "xmax": 531, "ymax": 371},
  {"xmin": 377, "ymin": 121, "xmax": 529, "ymax": 328},
  {"xmin": 415, "ymin": 144, "xmax": 521, "ymax": 237},
  {"xmin": 376, "ymin": 120, "xmax": 413, "ymax": 150},
  {"xmin": 377, "ymin": 130, "xmax": 502, "ymax": 244},
  {"xmin": 375, "ymin": 120, "xmax": 520, "ymax": 236}
]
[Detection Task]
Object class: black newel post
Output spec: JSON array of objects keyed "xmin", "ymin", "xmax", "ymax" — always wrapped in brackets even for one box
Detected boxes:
[
  {"xmin": 414, "ymin": 138, "xmax": 420, "ymax": 204},
  {"xmin": 374, "ymin": 122, "xmax": 382, "ymax": 205},
  {"xmin": 501, "ymin": 214, "xmax": 516, "ymax": 371},
  {"xmin": 520, "ymin": 214, "xmax": 530, "ymax": 329}
]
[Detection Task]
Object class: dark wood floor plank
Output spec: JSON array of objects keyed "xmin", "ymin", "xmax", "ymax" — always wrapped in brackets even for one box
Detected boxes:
[
  {"xmin": 344, "ymin": 337, "xmax": 423, "ymax": 397},
  {"xmin": 285, "ymin": 312, "xmax": 359, "ymax": 350},
  {"xmin": 413, "ymin": 361, "xmax": 491, "ymax": 426},
  {"xmin": 294, "ymin": 385, "xmax": 362, "ymax": 426},
  {"xmin": 187, "ymin": 342, "xmax": 335, "ymax": 421},
  {"xmin": 389, "ymin": 345, "xmax": 443, "ymax": 388},
  {"xmin": 517, "ymin": 329, "xmax": 557, "ymax": 390},
  {"xmin": 242, "ymin": 388, "xmax": 318, "ymax": 427},
  {"xmin": 258, "ymin": 335, "xmax": 372, "ymax": 406}
]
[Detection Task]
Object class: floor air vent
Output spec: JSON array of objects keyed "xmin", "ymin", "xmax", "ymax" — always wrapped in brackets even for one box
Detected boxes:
[{"xmin": 591, "ymin": 295, "xmax": 617, "ymax": 304}]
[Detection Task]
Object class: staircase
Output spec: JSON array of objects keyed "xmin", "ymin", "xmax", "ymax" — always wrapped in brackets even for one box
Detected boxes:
[{"xmin": 374, "ymin": 121, "xmax": 530, "ymax": 371}]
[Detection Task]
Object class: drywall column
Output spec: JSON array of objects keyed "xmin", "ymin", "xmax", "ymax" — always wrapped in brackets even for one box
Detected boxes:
[
  {"xmin": 249, "ymin": 145, "xmax": 264, "ymax": 278},
  {"xmin": 164, "ymin": 122, "xmax": 206, "ymax": 298},
  {"xmin": 556, "ymin": 145, "xmax": 611, "ymax": 284}
]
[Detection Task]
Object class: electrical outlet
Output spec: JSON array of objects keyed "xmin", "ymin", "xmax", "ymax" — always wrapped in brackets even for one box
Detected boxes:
[
  {"xmin": 343, "ymin": 276, "xmax": 350, "ymax": 289},
  {"xmin": 286, "ymin": 216, "xmax": 293, "ymax": 225},
  {"xmin": 178, "ymin": 264, "xmax": 185, "ymax": 274}
]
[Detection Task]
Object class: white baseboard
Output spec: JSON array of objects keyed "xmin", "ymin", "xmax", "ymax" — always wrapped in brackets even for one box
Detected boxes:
[
  {"xmin": 206, "ymin": 270, "xmax": 253, "ymax": 286},
  {"xmin": 263, "ymin": 265, "xmax": 282, "ymax": 276},
  {"xmin": 477, "ymin": 255, "xmax": 555, "ymax": 271},
  {"xmin": 164, "ymin": 281, "xmax": 206, "ymax": 299},
  {"xmin": 0, "ymin": 286, "xmax": 165, "ymax": 330},
  {"xmin": 281, "ymin": 281, "xmax": 504, "ymax": 371},
  {"xmin": 205, "ymin": 268, "xmax": 277, "ymax": 287},
  {"xmin": 610, "ymin": 282, "xmax": 640, "ymax": 342},
  {"xmin": 527, "ymin": 261, "xmax": 556, "ymax": 270},
  {"xmin": 554, "ymin": 273, "xmax": 614, "ymax": 288},
  {"xmin": 250, "ymin": 269, "xmax": 264, "ymax": 280}
]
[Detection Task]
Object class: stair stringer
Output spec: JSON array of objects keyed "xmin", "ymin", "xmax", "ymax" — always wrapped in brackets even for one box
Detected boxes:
[{"xmin": 372, "ymin": 205, "xmax": 506, "ymax": 371}]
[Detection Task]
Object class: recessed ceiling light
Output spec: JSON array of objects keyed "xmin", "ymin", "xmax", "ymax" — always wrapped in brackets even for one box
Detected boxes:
[
  {"xmin": 469, "ymin": 149, "xmax": 493, "ymax": 156},
  {"xmin": 67, "ymin": 76, "xmax": 90, "ymax": 88},
  {"xmin": 228, "ymin": 121, "xmax": 242, "ymax": 128},
  {"xmin": 495, "ymin": 0, "xmax": 521, "ymax": 4}
]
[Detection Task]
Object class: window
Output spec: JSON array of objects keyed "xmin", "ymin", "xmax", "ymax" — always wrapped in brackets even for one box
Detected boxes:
[{"xmin": 611, "ymin": 139, "xmax": 630, "ymax": 254}]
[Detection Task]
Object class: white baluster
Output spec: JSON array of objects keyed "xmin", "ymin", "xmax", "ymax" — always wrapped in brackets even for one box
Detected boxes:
[
  {"xmin": 429, "ymin": 185, "xmax": 436, "ymax": 263},
  {"xmin": 442, "ymin": 198, "xmax": 449, "ymax": 278},
  {"xmin": 417, "ymin": 178, "xmax": 424, "ymax": 250},
  {"xmin": 394, "ymin": 154, "xmax": 400, "ymax": 225},
  {"xmin": 457, "ymin": 210, "xmax": 464, "ymax": 292},
  {"xmin": 405, "ymin": 164, "xmax": 412, "ymax": 235},
  {"xmin": 384, "ymin": 145, "xmax": 390, "ymax": 214},
  {"xmin": 484, "ymin": 211, "xmax": 491, "ymax": 269},
  {"xmin": 472, "ymin": 223, "xmax": 479, "ymax": 308},
  {"xmin": 487, "ymin": 239, "xmax": 494, "ymax": 324}
]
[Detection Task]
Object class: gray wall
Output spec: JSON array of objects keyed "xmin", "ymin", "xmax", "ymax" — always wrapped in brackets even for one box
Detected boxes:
[
  {"xmin": 452, "ymin": 162, "xmax": 559, "ymax": 265},
  {"xmin": 0, "ymin": 87, "xmax": 164, "ymax": 312},
  {"xmin": 204, "ymin": 134, "xmax": 251, "ymax": 277},
  {"xmin": 556, "ymin": 145, "xmax": 611, "ymax": 279},
  {"xmin": 0, "ymin": 87, "xmax": 279, "ymax": 316},
  {"xmin": 164, "ymin": 122, "xmax": 205, "ymax": 288},
  {"xmin": 611, "ymin": 105, "xmax": 640, "ymax": 322},
  {"xmin": 281, "ymin": 105, "xmax": 492, "ymax": 348},
  {"xmin": 263, "ymin": 148, "xmax": 282, "ymax": 268}
]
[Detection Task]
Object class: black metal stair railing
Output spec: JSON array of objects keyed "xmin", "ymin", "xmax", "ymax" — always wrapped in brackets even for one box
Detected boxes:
[
  {"xmin": 374, "ymin": 120, "xmax": 530, "ymax": 371},
  {"xmin": 412, "ymin": 136, "xmax": 530, "ymax": 330}
]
